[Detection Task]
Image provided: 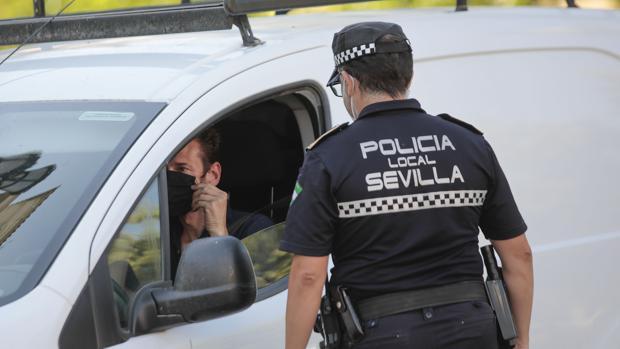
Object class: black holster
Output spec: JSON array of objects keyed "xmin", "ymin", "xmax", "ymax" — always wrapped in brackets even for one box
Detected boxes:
[
  {"xmin": 481, "ymin": 245, "xmax": 518, "ymax": 348},
  {"xmin": 331, "ymin": 285, "xmax": 365, "ymax": 344},
  {"xmin": 314, "ymin": 282, "xmax": 365, "ymax": 348},
  {"xmin": 314, "ymin": 293, "xmax": 341, "ymax": 348}
]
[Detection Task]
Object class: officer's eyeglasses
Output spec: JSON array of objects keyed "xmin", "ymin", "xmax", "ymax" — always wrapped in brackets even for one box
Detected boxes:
[{"xmin": 330, "ymin": 82, "xmax": 343, "ymax": 98}]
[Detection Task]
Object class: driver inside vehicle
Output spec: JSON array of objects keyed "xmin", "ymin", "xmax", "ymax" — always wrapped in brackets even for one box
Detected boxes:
[{"xmin": 166, "ymin": 128, "xmax": 273, "ymax": 278}]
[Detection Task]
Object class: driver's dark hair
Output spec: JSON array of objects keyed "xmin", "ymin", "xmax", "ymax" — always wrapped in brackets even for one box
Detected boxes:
[
  {"xmin": 341, "ymin": 34, "xmax": 413, "ymax": 98},
  {"xmin": 195, "ymin": 127, "xmax": 221, "ymax": 168}
]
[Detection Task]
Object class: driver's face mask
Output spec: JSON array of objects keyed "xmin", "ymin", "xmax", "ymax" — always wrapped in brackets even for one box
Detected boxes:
[{"xmin": 166, "ymin": 170, "xmax": 196, "ymax": 217}]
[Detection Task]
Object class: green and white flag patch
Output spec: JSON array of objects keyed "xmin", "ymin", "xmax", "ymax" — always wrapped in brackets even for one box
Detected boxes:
[{"xmin": 291, "ymin": 181, "xmax": 303, "ymax": 205}]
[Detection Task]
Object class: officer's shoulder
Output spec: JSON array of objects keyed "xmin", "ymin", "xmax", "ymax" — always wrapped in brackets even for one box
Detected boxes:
[
  {"xmin": 306, "ymin": 122, "xmax": 350, "ymax": 151},
  {"xmin": 436, "ymin": 113, "xmax": 483, "ymax": 136}
]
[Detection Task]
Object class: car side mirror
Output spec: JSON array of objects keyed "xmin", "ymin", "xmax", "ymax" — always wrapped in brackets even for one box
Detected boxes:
[{"xmin": 131, "ymin": 237, "xmax": 256, "ymax": 335}]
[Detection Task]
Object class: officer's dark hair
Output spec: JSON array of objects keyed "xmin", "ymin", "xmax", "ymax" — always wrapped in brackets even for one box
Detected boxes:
[
  {"xmin": 341, "ymin": 34, "xmax": 413, "ymax": 98},
  {"xmin": 195, "ymin": 127, "xmax": 222, "ymax": 169}
]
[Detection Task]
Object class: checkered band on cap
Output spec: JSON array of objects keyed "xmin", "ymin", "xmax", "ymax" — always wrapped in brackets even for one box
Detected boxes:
[
  {"xmin": 337, "ymin": 190, "xmax": 487, "ymax": 218},
  {"xmin": 334, "ymin": 42, "xmax": 376, "ymax": 66}
]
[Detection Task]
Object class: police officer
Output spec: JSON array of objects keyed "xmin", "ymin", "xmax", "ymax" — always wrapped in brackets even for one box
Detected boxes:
[{"xmin": 281, "ymin": 22, "xmax": 533, "ymax": 349}]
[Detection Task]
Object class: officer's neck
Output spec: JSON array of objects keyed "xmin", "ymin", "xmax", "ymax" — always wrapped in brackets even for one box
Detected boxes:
[{"xmin": 352, "ymin": 92, "xmax": 407, "ymax": 120}]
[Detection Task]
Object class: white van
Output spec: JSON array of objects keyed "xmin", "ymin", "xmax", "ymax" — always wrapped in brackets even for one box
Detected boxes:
[{"xmin": 0, "ymin": 1, "xmax": 618, "ymax": 348}]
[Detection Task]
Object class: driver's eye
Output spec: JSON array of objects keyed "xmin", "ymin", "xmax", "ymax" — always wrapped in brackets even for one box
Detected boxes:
[{"xmin": 177, "ymin": 166, "xmax": 191, "ymax": 174}]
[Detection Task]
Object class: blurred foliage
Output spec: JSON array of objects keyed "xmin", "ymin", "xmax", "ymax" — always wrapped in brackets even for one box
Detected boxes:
[
  {"xmin": 107, "ymin": 224, "xmax": 160, "ymax": 329},
  {"xmin": 242, "ymin": 223, "xmax": 292, "ymax": 289},
  {"xmin": 1, "ymin": 0, "xmax": 617, "ymax": 20},
  {"xmin": 108, "ymin": 225, "xmax": 161, "ymax": 284},
  {"xmin": 287, "ymin": 0, "xmax": 619, "ymax": 11},
  {"xmin": 1, "ymin": 0, "xmax": 33, "ymax": 19},
  {"xmin": 126, "ymin": 204, "xmax": 160, "ymax": 224},
  {"xmin": 108, "ymin": 189, "xmax": 161, "ymax": 287},
  {"xmin": 104, "ymin": 180, "xmax": 161, "ymax": 328},
  {"xmin": 1, "ymin": 0, "xmax": 177, "ymax": 19}
]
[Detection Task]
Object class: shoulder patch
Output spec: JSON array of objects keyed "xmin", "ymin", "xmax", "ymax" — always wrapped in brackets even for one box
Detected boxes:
[
  {"xmin": 306, "ymin": 122, "xmax": 349, "ymax": 151},
  {"xmin": 437, "ymin": 113, "xmax": 483, "ymax": 135}
]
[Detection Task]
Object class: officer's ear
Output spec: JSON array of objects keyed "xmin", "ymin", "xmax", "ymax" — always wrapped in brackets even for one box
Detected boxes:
[{"xmin": 341, "ymin": 70, "xmax": 357, "ymax": 97}]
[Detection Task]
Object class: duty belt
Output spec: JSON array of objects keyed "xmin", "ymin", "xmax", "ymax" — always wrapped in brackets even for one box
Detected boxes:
[{"xmin": 356, "ymin": 281, "xmax": 488, "ymax": 322}]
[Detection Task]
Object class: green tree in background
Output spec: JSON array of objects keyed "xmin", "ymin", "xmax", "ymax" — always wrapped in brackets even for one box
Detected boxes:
[
  {"xmin": 108, "ymin": 226, "xmax": 161, "ymax": 285},
  {"xmin": 1, "ymin": 0, "xmax": 617, "ymax": 20},
  {"xmin": 108, "ymin": 193, "xmax": 161, "ymax": 287},
  {"xmin": 1, "ymin": 0, "xmax": 33, "ymax": 18},
  {"xmin": 1, "ymin": 0, "xmax": 179, "ymax": 19}
]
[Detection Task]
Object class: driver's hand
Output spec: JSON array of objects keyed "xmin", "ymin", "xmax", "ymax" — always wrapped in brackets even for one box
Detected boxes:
[{"xmin": 191, "ymin": 183, "xmax": 228, "ymax": 237}]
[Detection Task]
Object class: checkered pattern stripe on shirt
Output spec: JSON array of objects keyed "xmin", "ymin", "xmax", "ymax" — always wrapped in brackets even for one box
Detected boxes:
[
  {"xmin": 337, "ymin": 190, "xmax": 488, "ymax": 218},
  {"xmin": 334, "ymin": 43, "xmax": 377, "ymax": 65}
]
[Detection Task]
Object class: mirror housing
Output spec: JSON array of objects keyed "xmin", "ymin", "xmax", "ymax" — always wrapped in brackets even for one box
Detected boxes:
[{"xmin": 131, "ymin": 237, "xmax": 256, "ymax": 334}]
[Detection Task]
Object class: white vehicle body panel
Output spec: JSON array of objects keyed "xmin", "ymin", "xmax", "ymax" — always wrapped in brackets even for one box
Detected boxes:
[
  {"xmin": 0, "ymin": 286, "xmax": 71, "ymax": 348},
  {"xmin": 414, "ymin": 48, "xmax": 620, "ymax": 347},
  {"xmin": 0, "ymin": 7, "xmax": 618, "ymax": 349}
]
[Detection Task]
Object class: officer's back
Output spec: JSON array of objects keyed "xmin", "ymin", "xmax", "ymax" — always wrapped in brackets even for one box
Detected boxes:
[
  {"xmin": 281, "ymin": 21, "xmax": 532, "ymax": 349},
  {"xmin": 311, "ymin": 100, "xmax": 512, "ymax": 301}
]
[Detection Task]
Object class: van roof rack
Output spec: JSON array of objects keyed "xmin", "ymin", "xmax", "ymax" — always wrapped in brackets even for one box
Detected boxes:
[
  {"xmin": 0, "ymin": 3, "xmax": 232, "ymax": 46},
  {"xmin": 0, "ymin": 0, "xmax": 579, "ymax": 48}
]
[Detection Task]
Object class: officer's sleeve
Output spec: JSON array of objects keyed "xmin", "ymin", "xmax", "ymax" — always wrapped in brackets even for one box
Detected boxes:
[
  {"xmin": 479, "ymin": 140, "xmax": 528, "ymax": 240},
  {"xmin": 280, "ymin": 151, "xmax": 338, "ymax": 256}
]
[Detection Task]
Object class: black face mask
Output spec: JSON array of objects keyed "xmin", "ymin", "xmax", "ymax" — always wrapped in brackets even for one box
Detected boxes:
[{"xmin": 167, "ymin": 170, "xmax": 195, "ymax": 218}]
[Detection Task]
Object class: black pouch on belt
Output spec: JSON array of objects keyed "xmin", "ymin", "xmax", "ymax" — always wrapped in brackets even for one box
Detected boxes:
[{"xmin": 331, "ymin": 285, "xmax": 365, "ymax": 344}]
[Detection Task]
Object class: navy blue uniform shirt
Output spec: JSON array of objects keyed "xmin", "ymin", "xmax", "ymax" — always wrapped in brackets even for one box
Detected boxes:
[{"xmin": 280, "ymin": 98, "xmax": 527, "ymax": 300}]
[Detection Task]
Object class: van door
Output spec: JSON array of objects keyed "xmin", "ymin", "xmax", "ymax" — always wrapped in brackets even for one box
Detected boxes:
[
  {"xmin": 167, "ymin": 49, "xmax": 335, "ymax": 349},
  {"xmin": 90, "ymin": 47, "xmax": 337, "ymax": 348},
  {"xmin": 101, "ymin": 171, "xmax": 191, "ymax": 349}
]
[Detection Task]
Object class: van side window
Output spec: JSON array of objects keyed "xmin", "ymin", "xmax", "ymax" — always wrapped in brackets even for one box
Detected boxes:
[{"xmin": 106, "ymin": 178, "xmax": 163, "ymax": 329}]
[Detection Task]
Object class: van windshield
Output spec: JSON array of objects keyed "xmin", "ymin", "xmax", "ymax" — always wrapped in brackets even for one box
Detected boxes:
[{"xmin": 0, "ymin": 101, "xmax": 165, "ymax": 305}]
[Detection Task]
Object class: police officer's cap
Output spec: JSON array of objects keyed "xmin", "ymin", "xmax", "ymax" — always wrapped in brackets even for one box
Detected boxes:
[{"xmin": 327, "ymin": 22, "xmax": 412, "ymax": 87}]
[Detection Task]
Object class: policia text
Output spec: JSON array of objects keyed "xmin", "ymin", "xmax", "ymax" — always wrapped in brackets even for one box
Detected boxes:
[{"xmin": 360, "ymin": 134, "xmax": 465, "ymax": 192}]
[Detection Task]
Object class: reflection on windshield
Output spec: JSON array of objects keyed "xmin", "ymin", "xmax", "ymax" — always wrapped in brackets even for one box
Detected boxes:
[
  {"xmin": 0, "ymin": 152, "xmax": 56, "ymax": 247},
  {"xmin": 0, "ymin": 101, "xmax": 165, "ymax": 306},
  {"xmin": 0, "ymin": 153, "xmax": 55, "ymax": 194},
  {"xmin": 242, "ymin": 223, "xmax": 291, "ymax": 289}
]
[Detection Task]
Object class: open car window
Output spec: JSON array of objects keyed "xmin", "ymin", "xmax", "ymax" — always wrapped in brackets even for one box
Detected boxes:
[
  {"xmin": 134, "ymin": 93, "xmax": 316, "ymax": 305},
  {"xmin": 214, "ymin": 98, "xmax": 310, "ymax": 299}
]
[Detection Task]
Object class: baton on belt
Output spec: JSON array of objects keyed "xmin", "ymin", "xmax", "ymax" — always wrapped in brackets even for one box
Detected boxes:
[{"xmin": 481, "ymin": 245, "xmax": 518, "ymax": 348}]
